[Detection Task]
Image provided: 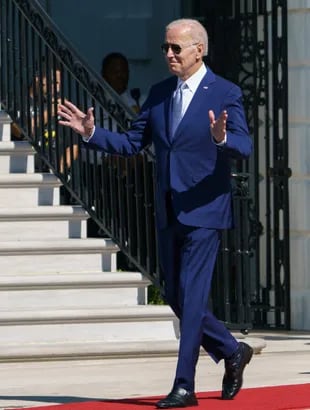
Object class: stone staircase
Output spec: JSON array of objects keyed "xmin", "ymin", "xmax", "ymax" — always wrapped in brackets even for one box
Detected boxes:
[{"xmin": 0, "ymin": 110, "xmax": 179, "ymax": 362}]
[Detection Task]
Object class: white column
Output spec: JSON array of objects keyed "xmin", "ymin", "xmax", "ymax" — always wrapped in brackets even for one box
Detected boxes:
[{"xmin": 288, "ymin": 1, "xmax": 310, "ymax": 330}]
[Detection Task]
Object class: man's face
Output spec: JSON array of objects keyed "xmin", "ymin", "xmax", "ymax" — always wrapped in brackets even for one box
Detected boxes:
[
  {"xmin": 103, "ymin": 58, "xmax": 129, "ymax": 95},
  {"xmin": 163, "ymin": 25, "xmax": 203, "ymax": 81}
]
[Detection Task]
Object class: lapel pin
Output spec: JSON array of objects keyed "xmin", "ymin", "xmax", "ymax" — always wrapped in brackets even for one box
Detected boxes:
[{"xmin": 203, "ymin": 86, "xmax": 208, "ymax": 90}]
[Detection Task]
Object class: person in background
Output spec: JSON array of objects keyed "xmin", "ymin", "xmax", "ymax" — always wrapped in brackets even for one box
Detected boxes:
[
  {"xmin": 11, "ymin": 121, "xmax": 24, "ymax": 140},
  {"xmin": 58, "ymin": 18, "xmax": 253, "ymax": 409},
  {"xmin": 11, "ymin": 63, "xmax": 79, "ymax": 174},
  {"xmin": 101, "ymin": 52, "xmax": 144, "ymax": 113}
]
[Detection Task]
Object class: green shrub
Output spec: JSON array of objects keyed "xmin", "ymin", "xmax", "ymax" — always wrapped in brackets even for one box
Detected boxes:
[{"xmin": 148, "ymin": 284, "xmax": 165, "ymax": 305}]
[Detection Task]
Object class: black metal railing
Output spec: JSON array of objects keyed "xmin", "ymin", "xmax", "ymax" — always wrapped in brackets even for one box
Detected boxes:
[
  {"xmin": 184, "ymin": 0, "xmax": 290, "ymax": 329},
  {"xmin": 0, "ymin": 0, "xmax": 164, "ymax": 286},
  {"xmin": 0, "ymin": 0, "xmax": 255, "ymax": 330}
]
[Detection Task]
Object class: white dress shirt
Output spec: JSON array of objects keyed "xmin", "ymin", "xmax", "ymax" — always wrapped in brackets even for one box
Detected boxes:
[{"xmin": 174, "ymin": 63, "xmax": 207, "ymax": 118}]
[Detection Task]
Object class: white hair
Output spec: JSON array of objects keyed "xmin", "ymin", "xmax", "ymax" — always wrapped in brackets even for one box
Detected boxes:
[{"xmin": 166, "ymin": 18, "xmax": 209, "ymax": 56}]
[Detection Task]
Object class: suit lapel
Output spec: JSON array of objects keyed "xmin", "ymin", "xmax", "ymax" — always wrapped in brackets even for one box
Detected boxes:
[
  {"xmin": 165, "ymin": 92, "xmax": 174, "ymax": 142},
  {"xmin": 173, "ymin": 69, "xmax": 216, "ymax": 139},
  {"xmin": 165, "ymin": 78, "xmax": 177, "ymax": 143}
]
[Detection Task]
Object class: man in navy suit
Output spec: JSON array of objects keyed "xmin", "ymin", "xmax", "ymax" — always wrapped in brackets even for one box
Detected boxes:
[{"xmin": 58, "ymin": 18, "xmax": 253, "ymax": 409}]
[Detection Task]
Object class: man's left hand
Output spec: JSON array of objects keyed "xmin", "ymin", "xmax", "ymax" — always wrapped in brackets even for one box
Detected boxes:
[{"xmin": 209, "ymin": 110, "xmax": 227, "ymax": 143}]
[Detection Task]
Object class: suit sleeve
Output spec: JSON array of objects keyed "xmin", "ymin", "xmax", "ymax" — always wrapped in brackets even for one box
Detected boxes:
[{"xmin": 86, "ymin": 101, "xmax": 152, "ymax": 157}]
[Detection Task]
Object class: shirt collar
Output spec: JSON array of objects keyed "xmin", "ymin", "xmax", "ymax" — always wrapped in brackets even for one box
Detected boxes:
[{"xmin": 177, "ymin": 63, "xmax": 207, "ymax": 93}]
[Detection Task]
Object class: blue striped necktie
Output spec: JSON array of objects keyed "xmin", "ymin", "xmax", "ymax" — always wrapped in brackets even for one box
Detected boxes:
[{"xmin": 171, "ymin": 82, "xmax": 187, "ymax": 137}]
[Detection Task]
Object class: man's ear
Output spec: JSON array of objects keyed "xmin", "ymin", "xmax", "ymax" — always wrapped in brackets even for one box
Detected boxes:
[{"xmin": 196, "ymin": 43, "xmax": 204, "ymax": 59}]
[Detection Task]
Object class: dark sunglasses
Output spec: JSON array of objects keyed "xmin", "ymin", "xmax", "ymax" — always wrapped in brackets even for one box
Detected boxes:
[{"xmin": 161, "ymin": 42, "xmax": 199, "ymax": 55}]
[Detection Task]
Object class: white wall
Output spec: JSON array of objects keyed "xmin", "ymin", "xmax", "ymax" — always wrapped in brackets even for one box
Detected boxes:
[{"xmin": 39, "ymin": 0, "xmax": 181, "ymax": 97}]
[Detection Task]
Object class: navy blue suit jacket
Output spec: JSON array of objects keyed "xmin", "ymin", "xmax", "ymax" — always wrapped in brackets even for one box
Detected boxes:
[{"xmin": 87, "ymin": 67, "xmax": 252, "ymax": 230}]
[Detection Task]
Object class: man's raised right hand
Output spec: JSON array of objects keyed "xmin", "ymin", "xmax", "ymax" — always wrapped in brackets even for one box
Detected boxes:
[{"xmin": 58, "ymin": 100, "xmax": 95, "ymax": 138}]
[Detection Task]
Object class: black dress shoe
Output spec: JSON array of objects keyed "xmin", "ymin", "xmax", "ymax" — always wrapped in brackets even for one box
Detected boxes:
[
  {"xmin": 156, "ymin": 387, "xmax": 198, "ymax": 408},
  {"xmin": 222, "ymin": 341, "xmax": 253, "ymax": 400}
]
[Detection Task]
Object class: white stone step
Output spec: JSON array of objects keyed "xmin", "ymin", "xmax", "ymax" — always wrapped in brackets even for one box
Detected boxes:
[
  {"xmin": 0, "ymin": 109, "xmax": 179, "ymax": 365},
  {"xmin": 0, "ymin": 339, "xmax": 179, "ymax": 362},
  {"xmin": 0, "ymin": 272, "xmax": 150, "ymax": 309},
  {"xmin": 0, "ymin": 238, "xmax": 119, "ymax": 273},
  {"xmin": 0, "ymin": 206, "xmax": 89, "ymax": 240},
  {"xmin": 0, "ymin": 337, "xmax": 266, "ymax": 364},
  {"xmin": 0, "ymin": 305, "xmax": 178, "ymax": 344},
  {"xmin": 0, "ymin": 173, "xmax": 62, "ymax": 207},
  {"xmin": 0, "ymin": 141, "xmax": 35, "ymax": 173}
]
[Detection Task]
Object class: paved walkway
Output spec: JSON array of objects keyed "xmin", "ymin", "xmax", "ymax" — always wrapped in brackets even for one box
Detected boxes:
[{"xmin": 0, "ymin": 331, "xmax": 309, "ymax": 409}]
